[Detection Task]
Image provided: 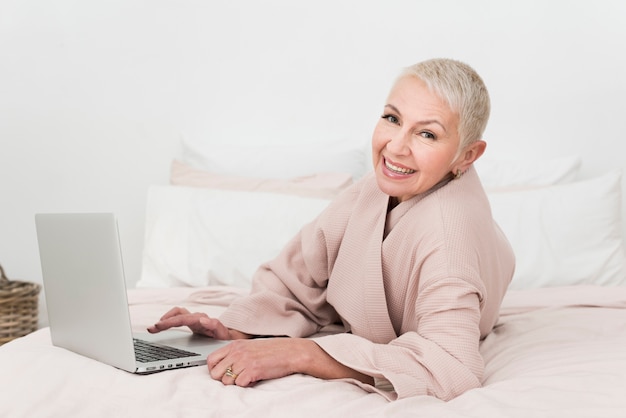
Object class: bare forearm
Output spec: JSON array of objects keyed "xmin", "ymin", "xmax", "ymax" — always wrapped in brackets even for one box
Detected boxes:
[{"xmin": 292, "ymin": 338, "xmax": 374, "ymax": 385}]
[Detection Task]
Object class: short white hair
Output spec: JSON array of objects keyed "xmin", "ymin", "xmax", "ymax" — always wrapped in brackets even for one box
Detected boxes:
[{"xmin": 399, "ymin": 58, "xmax": 490, "ymax": 151}]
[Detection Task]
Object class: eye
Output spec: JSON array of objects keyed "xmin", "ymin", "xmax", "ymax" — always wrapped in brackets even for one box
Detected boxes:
[
  {"xmin": 381, "ymin": 114, "xmax": 399, "ymax": 124},
  {"xmin": 419, "ymin": 131, "xmax": 436, "ymax": 140}
]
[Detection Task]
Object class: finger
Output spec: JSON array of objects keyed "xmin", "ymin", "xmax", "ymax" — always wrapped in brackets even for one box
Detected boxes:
[
  {"xmin": 152, "ymin": 314, "xmax": 205, "ymax": 331},
  {"xmin": 146, "ymin": 324, "xmax": 160, "ymax": 334},
  {"xmin": 232, "ymin": 370, "xmax": 255, "ymax": 388},
  {"xmin": 207, "ymin": 345, "xmax": 231, "ymax": 376},
  {"xmin": 159, "ymin": 306, "xmax": 190, "ymax": 320},
  {"xmin": 148, "ymin": 307, "xmax": 190, "ymax": 333},
  {"xmin": 221, "ymin": 366, "xmax": 243, "ymax": 385},
  {"xmin": 147, "ymin": 321, "xmax": 173, "ymax": 334}
]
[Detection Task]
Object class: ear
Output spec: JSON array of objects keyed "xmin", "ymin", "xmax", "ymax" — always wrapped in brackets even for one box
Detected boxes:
[{"xmin": 454, "ymin": 140, "xmax": 486, "ymax": 173}]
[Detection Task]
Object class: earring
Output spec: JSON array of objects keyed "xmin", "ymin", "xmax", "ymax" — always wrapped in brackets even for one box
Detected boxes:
[{"xmin": 455, "ymin": 169, "xmax": 463, "ymax": 179}]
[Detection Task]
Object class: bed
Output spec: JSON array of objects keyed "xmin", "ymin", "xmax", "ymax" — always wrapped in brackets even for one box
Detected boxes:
[{"xmin": 1, "ymin": 143, "xmax": 625, "ymax": 417}]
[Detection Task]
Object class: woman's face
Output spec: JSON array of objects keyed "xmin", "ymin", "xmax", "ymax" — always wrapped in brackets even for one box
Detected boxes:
[{"xmin": 372, "ymin": 76, "xmax": 462, "ymax": 203}]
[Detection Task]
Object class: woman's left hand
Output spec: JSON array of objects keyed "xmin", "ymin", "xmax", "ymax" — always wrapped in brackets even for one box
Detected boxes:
[
  {"xmin": 207, "ymin": 337, "xmax": 374, "ymax": 387},
  {"xmin": 207, "ymin": 338, "xmax": 312, "ymax": 387}
]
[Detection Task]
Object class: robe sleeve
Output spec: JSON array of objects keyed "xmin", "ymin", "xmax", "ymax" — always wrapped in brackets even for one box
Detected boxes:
[
  {"xmin": 313, "ymin": 277, "xmax": 485, "ymax": 401},
  {"xmin": 219, "ymin": 187, "xmax": 357, "ymax": 337}
]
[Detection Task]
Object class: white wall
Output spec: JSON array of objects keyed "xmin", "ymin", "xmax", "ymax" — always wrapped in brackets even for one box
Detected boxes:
[{"xmin": 2, "ymin": 0, "xmax": 625, "ymax": 321}]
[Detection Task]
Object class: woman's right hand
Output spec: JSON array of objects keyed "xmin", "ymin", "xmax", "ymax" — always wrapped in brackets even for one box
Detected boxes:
[{"xmin": 147, "ymin": 307, "xmax": 248, "ymax": 340}]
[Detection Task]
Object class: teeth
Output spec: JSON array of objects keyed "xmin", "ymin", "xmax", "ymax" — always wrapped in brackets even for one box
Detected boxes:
[{"xmin": 385, "ymin": 160, "xmax": 415, "ymax": 174}]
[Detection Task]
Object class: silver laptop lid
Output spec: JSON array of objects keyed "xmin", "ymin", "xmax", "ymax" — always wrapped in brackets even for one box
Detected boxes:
[{"xmin": 35, "ymin": 213, "xmax": 137, "ymax": 372}]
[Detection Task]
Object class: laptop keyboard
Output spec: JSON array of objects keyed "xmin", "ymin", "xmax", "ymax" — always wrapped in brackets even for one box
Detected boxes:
[{"xmin": 133, "ymin": 338, "xmax": 201, "ymax": 363}]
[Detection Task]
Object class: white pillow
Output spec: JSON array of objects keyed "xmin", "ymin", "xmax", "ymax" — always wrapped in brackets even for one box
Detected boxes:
[
  {"xmin": 138, "ymin": 186, "xmax": 331, "ymax": 288},
  {"xmin": 476, "ymin": 155, "xmax": 581, "ymax": 190},
  {"xmin": 488, "ymin": 170, "xmax": 626, "ymax": 290},
  {"xmin": 181, "ymin": 137, "xmax": 370, "ymax": 181}
]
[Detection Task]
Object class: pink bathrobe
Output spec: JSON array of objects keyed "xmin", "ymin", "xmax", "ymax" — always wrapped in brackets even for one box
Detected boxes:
[{"xmin": 220, "ymin": 166, "xmax": 515, "ymax": 401}]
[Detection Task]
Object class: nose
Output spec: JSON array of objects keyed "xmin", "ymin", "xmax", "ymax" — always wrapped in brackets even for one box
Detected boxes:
[{"xmin": 386, "ymin": 130, "xmax": 411, "ymax": 156}]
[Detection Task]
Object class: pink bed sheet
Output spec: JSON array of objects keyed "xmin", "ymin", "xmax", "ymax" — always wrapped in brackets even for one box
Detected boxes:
[{"xmin": 1, "ymin": 285, "xmax": 625, "ymax": 418}]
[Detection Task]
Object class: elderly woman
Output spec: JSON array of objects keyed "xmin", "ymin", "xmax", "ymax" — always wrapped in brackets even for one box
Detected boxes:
[{"xmin": 149, "ymin": 58, "xmax": 515, "ymax": 401}]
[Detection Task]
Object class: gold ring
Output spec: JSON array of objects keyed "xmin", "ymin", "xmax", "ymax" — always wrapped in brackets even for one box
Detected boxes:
[{"xmin": 224, "ymin": 366, "xmax": 238, "ymax": 380}]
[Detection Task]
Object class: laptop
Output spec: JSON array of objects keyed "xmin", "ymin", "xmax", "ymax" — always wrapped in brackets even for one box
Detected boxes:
[{"xmin": 35, "ymin": 213, "xmax": 228, "ymax": 374}]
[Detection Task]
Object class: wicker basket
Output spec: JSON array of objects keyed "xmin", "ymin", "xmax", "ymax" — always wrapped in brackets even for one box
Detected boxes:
[{"xmin": 0, "ymin": 264, "xmax": 41, "ymax": 345}]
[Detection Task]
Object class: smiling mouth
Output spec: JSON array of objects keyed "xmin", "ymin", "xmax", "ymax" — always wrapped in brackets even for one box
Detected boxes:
[{"xmin": 385, "ymin": 158, "xmax": 416, "ymax": 175}]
